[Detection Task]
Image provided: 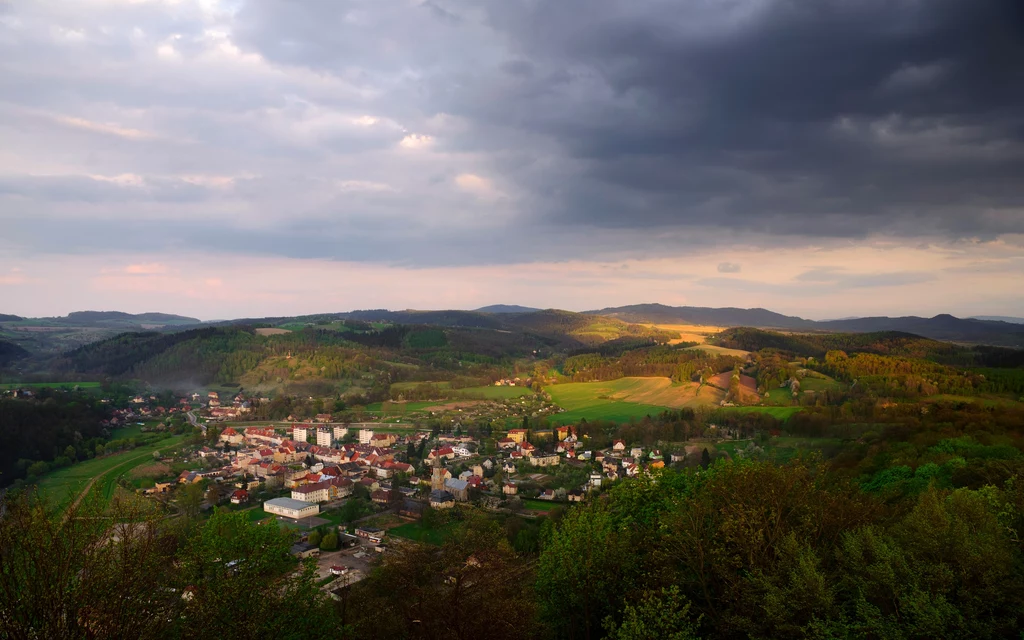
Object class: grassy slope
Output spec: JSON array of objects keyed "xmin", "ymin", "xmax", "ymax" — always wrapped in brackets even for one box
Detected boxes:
[
  {"xmin": 37, "ymin": 433, "xmax": 186, "ymax": 508},
  {"xmin": 547, "ymin": 378, "xmax": 689, "ymax": 424},
  {"xmin": 388, "ymin": 521, "xmax": 457, "ymax": 546}
]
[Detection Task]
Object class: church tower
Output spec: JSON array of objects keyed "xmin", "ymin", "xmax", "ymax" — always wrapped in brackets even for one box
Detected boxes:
[{"xmin": 430, "ymin": 448, "xmax": 446, "ymax": 492}]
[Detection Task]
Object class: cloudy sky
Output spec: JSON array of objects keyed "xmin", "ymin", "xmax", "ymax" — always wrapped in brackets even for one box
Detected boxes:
[{"xmin": 1, "ymin": 0, "xmax": 1022, "ymax": 320}]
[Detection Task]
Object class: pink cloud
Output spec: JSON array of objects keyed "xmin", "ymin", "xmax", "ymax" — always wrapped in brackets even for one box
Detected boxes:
[{"xmin": 124, "ymin": 263, "xmax": 168, "ymax": 275}]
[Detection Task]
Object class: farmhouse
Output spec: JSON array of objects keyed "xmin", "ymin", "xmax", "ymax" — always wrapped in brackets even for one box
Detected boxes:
[{"xmin": 264, "ymin": 497, "xmax": 319, "ymax": 520}]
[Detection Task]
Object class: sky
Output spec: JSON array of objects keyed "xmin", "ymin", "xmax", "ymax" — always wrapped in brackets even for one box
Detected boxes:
[{"xmin": 1, "ymin": 0, "xmax": 1023, "ymax": 321}]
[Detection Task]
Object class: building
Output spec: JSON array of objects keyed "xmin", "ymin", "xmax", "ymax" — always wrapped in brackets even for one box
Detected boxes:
[
  {"xmin": 355, "ymin": 527, "xmax": 385, "ymax": 543},
  {"xmin": 316, "ymin": 429, "xmax": 333, "ymax": 447},
  {"xmin": 358, "ymin": 429, "xmax": 374, "ymax": 445},
  {"xmin": 292, "ymin": 481, "xmax": 330, "ymax": 503},
  {"xmin": 229, "ymin": 489, "xmax": 249, "ymax": 504},
  {"xmin": 315, "ymin": 413, "xmax": 333, "ymax": 423},
  {"xmin": 503, "ymin": 482, "xmax": 518, "ymax": 496},
  {"xmin": 292, "ymin": 426, "xmax": 309, "ymax": 443},
  {"xmin": 429, "ymin": 489, "xmax": 456, "ymax": 509},
  {"xmin": 530, "ymin": 453, "xmax": 560, "ymax": 467},
  {"xmin": 264, "ymin": 497, "xmax": 319, "ymax": 520},
  {"xmin": 506, "ymin": 428, "xmax": 528, "ymax": 444},
  {"xmin": 444, "ymin": 478, "xmax": 470, "ymax": 502},
  {"xmin": 333, "ymin": 426, "xmax": 349, "ymax": 440},
  {"xmin": 430, "ymin": 455, "xmax": 447, "ymax": 492},
  {"xmin": 497, "ymin": 438, "xmax": 517, "ymax": 450},
  {"xmin": 219, "ymin": 427, "xmax": 243, "ymax": 445},
  {"xmin": 612, "ymin": 440, "xmax": 626, "ymax": 451},
  {"xmin": 371, "ymin": 489, "xmax": 393, "ymax": 505}
]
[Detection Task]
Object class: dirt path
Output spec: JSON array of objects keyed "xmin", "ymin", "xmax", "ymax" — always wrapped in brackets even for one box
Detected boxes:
[{"xmin": 63, "ymin": 475, "xmax": 100, "ymax": 521}]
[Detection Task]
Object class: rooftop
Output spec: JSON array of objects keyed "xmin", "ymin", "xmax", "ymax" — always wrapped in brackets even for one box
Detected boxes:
[{"xmin": 265, "ymin": 497, "xmax": 317, "ymax": 511}]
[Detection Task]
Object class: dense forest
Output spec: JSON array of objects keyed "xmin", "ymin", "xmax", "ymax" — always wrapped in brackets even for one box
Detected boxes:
[
  {"xmin": 561, "ymin": 346, "xmax": 741, "ymax": 383},
  {"xmin": 0, "ymin": 389, "xmax": 113, "ymax": 485}
]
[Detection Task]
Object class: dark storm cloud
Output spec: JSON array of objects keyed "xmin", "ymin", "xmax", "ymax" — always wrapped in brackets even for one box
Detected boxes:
[{"xmin": 461, "ymin": 0, "xmax": 1024, "ymax": 237}]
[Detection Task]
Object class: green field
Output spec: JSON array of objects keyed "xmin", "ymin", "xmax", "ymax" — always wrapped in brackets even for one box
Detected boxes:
[
  {"xmin": 366, "ymin": 400, "xmax": 444, "ymax": 413},
  {"xmin": 720, "ymin": 406, "xmax": 803, "ymax": 420},
  {"xmin": 36, "ymin": 433, "xmax": 186, "ymax": 508},
  {"xmin": 518, "ymin": 498, "xmax": 561, "ymax": 512},
  {"xmin": 388, "ymin": 521, "xmax": 457, "ymax": 546},
  {"xmin": 454, "ymin": 385, "xmax": 535, "ymax": 400},
  {"xmin": 0, "ymin": 381, "xmax": 101, "ymax": 390},
  {"xmin": 547, "ymin": 379, "xmax": 683, "ymax": 424}
]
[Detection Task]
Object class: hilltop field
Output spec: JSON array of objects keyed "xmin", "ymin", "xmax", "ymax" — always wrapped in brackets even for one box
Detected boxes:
[{"xmin": 547, "ymin": 377, "xmax": 726, "ymax": 423}]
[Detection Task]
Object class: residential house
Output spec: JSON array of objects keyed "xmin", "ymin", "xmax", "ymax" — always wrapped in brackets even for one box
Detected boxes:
[
  {"xmin": 497, "ymin": 438, "xmax": 517, "ymax": 450},
  {"xmin": 219, "ymin": 427, "xmax": 244, "ymax": 445},
  {"xmin": 507, "ymin": 428, "xmax": 528, "ymax": 444},
  {"xmin": 371, "ymin": 489, "xmax": 393, "ymax": 505},
  {"xmin": 612, "ymin": 440, "xmax": 626, "ymax": 452},
  {"xmin": 568, "ymin": 489, "xmax": 585, "ymax": 502},
  {"xmin": 230, "ymin": 489, "xmax": 249, "ymax": 504},
  {"xmin": 502, "ymin": 482, "xmax": 518, "ymax": 496},
  {"xmin": 530, "ymin": 453, "xmax": 560, "ymax": 467},
  {"xmin": 315, "ymin": 413, "xmax": 333, "ymax": 423}
]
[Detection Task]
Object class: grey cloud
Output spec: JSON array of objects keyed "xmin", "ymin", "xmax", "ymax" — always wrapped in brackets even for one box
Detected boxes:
[
  {"xmin": 2, "ymin": 0, "xmax": 1024, "ymax": 273},
  {"xmin": 717, "ymin": 262, "xmax": 741, "ymax": 274}
]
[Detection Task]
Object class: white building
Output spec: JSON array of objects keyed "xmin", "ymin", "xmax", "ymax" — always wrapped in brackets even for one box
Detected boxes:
[
  {"xmin": 358, "ymin": 429, "xmax": 374, "ymax": 445},
  {"xmin": 333, "ymin": 426, "xmax": 349, "ymax": 440},
  {"xmin": 452, "ymin": 446, "xmax": 472, "ymax": 457},
  {"xmin": 264, "ymin": 497, "xmax": 319, "ymax": 520},
  {"xmin": 291, "ymin": 482, "xmax": 330, "ymax": 503},
  {"xmin": 316, "ymin": 429, "xmax": 333, "ymax": 447},
  {"xmin": 292, "ymin": 426, "xmax": 309, "ymax": 443}
]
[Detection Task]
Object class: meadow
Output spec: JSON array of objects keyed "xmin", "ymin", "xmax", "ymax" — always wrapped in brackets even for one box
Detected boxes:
[
  {"xmin": 36, "ymin": 433, "xmax": 186, "ymax": 508},
  {"xmin": 547, "ymin": 377, "xmax": 725, "ymax": 424},
  {"xmin": 719, "ymin": 406, "xmax": 803, "ymax": 420}
]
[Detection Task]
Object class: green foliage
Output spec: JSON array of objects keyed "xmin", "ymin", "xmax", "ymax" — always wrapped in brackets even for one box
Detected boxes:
[
  {"xmin": 320, "ymin": 532, "xmax": 338, "ymax": 551},
  {"xmin": 603, "ymin": 586, "xmax": 701, "ymax": 640},
  {"xmin": 306, "ymin": 530, "xmax": 322, "ymax": 548}
]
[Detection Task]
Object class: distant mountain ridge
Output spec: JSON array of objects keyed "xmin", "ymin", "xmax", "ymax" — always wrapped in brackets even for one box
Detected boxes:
[
  {"xmin": 589, "ymin": 304, "xmax": 1024, "ymax": 348},
  {"xmin": 475, "ymin": 304, "xmax": 541, "ymax": 314}
]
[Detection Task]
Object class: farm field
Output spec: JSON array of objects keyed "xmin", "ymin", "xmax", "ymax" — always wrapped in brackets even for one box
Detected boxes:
[
  {"xmin": 548, "ymin": 377, "xmax": 724, "ymax": 423},
  {"xmin": 646, "ymin": 323, "xmax": 726, "ymax": 345},
  {"xmin": 254, "ymin": 327, "xmax": 291, "ymax": 336},
  {"xmin": 36, "ymin": 433, "xmax": 186, "ymax": 508},
  {"xmin": 685, "ymin": 344, "xmax": 751, "ymax": 358},
  {"xmin": 707, "ymin": 372, "xmax": 760, "ymax": 403},
  {"xmin": 454, "ymin": 385, "xmax": 535, "ymax": 400}
]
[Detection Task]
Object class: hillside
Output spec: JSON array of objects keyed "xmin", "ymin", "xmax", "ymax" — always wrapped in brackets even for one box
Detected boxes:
[
  {"xmin": 714, "ymin": 327, "xmax": 1024, "ymax": 368},
  {"xmin": 592, "ymin": 304, "xmax": 1024, "ymax": 347},
  {"xmin": 0, "ymin": 339, "xmax": 30, "ymax": 366},
  {"xmin": 0, "ymin": 314, "xmax": 22, "ymax": 322},
  {"xmin": 474, "ymin": 304, "xmax": 540, "ymax": 314}
]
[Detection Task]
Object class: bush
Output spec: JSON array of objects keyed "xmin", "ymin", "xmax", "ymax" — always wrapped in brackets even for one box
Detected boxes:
[{"xmin": 307, "ymin": 530, "xmax": 322, "ymax": 548}]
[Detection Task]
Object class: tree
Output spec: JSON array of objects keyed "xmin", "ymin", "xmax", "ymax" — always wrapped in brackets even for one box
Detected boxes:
[
  {"xmin": 320, "ymin": 532, "xmax": 338, "ymax": 551},
  {"xmin": 307, "ymin": 530, "xmax": 322, "ymax": 548},
  {"xmin": 63, "ymin": 445, "xmax": 77, "ymax": 462},
  {"xmin": 700, "ymin": 448, "xmax": 711, "ymax": 470},
  {"xmin": 180, "ymin": 482, "xmax": 204, "ymax": 519},
  {"xmin": 603, "ymin": 587, "xmax": 701, "ymax": 640}
]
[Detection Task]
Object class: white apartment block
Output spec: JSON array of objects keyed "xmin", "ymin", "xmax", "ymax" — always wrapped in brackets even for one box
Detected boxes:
[
  {"xmin": 316, "ymin": 429, "xmax": 333, "ymax": 447},
  {"xmin": 358, "ymin": 429, "xmax": 374, "ymax": 445}
]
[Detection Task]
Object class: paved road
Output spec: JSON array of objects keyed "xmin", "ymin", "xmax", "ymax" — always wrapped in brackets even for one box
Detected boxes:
[{"xmin": 186, "ymin": 411, "xmax": 205, "ymax": 435}]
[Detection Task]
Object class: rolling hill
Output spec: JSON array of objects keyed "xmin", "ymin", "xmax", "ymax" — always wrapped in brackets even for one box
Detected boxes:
[
  {"xmin": 474, "ymin": 304, "xmax": 541, "ymax": 314},
  {"xmin": 591, "ymin": 304, "xmax": 1024, "ymax": 348}
]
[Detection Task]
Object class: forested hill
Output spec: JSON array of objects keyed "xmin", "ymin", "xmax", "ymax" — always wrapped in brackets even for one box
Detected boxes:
[
  {"xmin": 0, "ymin": 339, "xmax": 30, "ymax": 366},
  {"xmin": 0, "ymin": 313, "xmax": 22, "ymax": 322},
  {"xmin": 591, "ymin": 304, "xmax": 1024, "ymax": 347},
  {"xmin": 715, "ymin": 327, "xmax": 1024, "ymax": 367}
]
